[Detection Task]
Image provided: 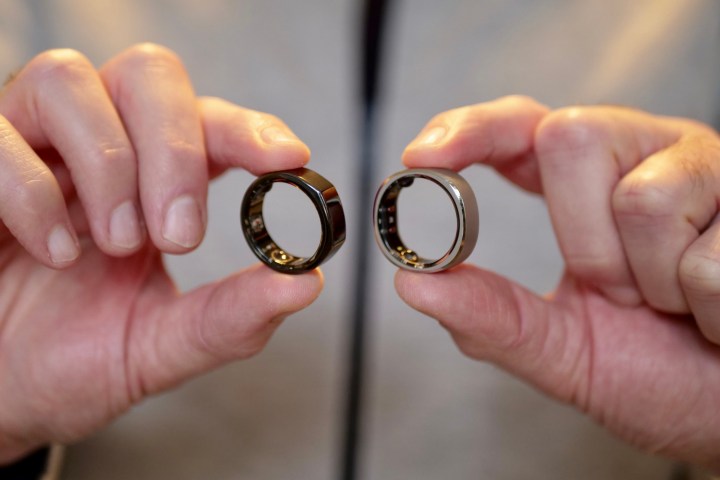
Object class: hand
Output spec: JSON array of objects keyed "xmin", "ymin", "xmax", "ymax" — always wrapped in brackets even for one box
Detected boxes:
[
  {"xmin": 0, "ymin": 44, "xmax": 322, "ymax": 463},
  {"xmin": 396, "ymin": 95, "xmax": 720, "ymax": 470}
]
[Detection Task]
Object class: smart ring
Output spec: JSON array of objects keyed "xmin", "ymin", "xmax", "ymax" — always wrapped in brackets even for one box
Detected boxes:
[
  {"xmin": 241, "ymin": 168, "xmax": 346, "ymax": 274},
  {"xmin": 373, "ymin": 168, "xmax": 478, "ymax": 273}
]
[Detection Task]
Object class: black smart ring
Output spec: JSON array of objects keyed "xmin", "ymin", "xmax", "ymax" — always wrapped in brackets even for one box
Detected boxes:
[
  {"xmin": 241, "ymin": 168, "xmax": 346, "ymax": 274},
  {"xmin": 373, "ymin": 168, "xmax": 479, "ymax": 273}
]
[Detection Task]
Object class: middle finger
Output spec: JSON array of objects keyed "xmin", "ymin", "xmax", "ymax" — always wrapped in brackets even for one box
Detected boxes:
[{"xmin": 101, "ymin": 43, "xmax": 208, "ymax": 252}]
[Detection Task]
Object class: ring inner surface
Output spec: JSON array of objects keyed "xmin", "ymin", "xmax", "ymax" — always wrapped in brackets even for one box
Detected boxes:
[
  {"xmin": 378, "ymin": 176, "xmax": 460, "ymax": 270},
  {"xmin": 246, "ymin": 180, "xmax": 320, "ymax": 268}
]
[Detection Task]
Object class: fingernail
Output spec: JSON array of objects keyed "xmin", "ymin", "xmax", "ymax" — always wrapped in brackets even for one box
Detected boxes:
[
  {"xmin": 48, "ymin": 225, "xmax": 80, "ymax": 264},
  {"xmin": 162, "ymin": 195, "xmax": 203, "ymax": 248},
  {"xmin": 261, "ymin": 126, "xmax": 300, "ymax": 145},
  {"xmin": 110, "ymin": 201, "xmax": 143, "ymax": 250},
  {"xmin": 413, "ymin": 126, "xmax": 447, "ymax": 147}
]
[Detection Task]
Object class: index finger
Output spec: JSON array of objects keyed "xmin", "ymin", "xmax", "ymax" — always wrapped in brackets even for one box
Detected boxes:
[
  {"xmin": 402, "ymin": 95, "xmax": 549, "ymax": 193},
  {"xmin": 199, "ymin": 97, "xmax": 311, "ymax": 178}
]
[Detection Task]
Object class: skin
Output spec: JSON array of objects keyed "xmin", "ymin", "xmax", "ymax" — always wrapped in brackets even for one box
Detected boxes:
[
  {"xmin": 0, "ymin": 44, "xmax": 323, "ymax": 464},
  {"xmin": 3, "ymin": 44, "xmax": 719, "ymax": 472},
  {"xmin": 396, "ymin": 95, "xmax": 720, "ymax": 470}
]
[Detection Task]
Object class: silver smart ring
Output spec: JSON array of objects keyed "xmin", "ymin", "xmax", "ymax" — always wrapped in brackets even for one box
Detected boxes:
[{"xmin": 373, "ymin": 168, "xmax": 479, "ymax": 273}]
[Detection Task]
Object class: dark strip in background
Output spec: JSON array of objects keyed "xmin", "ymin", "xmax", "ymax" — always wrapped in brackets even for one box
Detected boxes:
[
  {"xmin": 0, "ymin": 447, "xmax": 50, "ymax": 480},
  {"xmin": 339, "ymin": 0, "xmax": 394, "ymax": 479}
]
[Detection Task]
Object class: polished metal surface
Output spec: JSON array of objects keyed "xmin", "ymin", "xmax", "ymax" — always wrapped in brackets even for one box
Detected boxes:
[
  {"xmin": 241, "ymin": 168, "xmax": 346, "ymax": 274},
  {"xmin": 373, "ymin": 168, "xmax": 478, "ymax": 272}
]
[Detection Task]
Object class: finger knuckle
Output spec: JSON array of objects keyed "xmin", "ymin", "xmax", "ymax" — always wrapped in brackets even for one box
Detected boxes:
[
  {"xmin": 24, "ymin": 49, "xmax": 94, "ymax": 86},
  {"xmin": 672, "ymin": 134, "xmax": 718, "ymax": 190},
  {"xmin": 263, "ymin": 113, "xmax": 284, "ymax": 128},
  {"xmin": 423, "ymin": 110, "xmax": 454, "ymax": 133},
  {"xmin": 679, "ymin": 250, "xmax": 720, "ymax": 299},
  {"xmin": 252, "ymin": 111, "xmax": 284, "ymax": 133},
  {"xmin": 431, "ymin": 105, "xmax": 493, "ymax": 169},
  {"xmin": 81, "ymin": 141, "xmax": 137, "ymax": 178},
  {"xmin": 612, "ymin": 172, "xmax": 676, "ymax": 224},
  {"xmin": 164, "ymin": 138, "xmax": 205, "ymax": 168},
  {"xmin": 535, "ymin": 107, "xmax": 608, "ymax": 159},
  {"xmin": 195, "ymin": 288, "xmax": 276, "ymax": 361},
  {"xmin": 97, "ymin": 141, "xmax": 137, "ymax": 166},
  {"xmin": 10, "ymin": 167, "xmax": 55, "ymax": 208},
  {"xmin": 498, "ymin": 94, "xmax": 546, "ymax": 112},
  {"xmin": 118, "ymin": 43, "xmax": 184, "ymax": 73},
  {"xmin": 196, "ymin": 317, "xmax": 269, "ymax": 362}
]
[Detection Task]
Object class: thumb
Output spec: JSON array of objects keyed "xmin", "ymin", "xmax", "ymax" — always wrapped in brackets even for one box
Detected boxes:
[
  {"xmin": 395, "ymin": 265, "xmax": 590, "ymax": 404},
  {"xmin": 128, "ymin": 264, "xmax": 323, "ymax": 398}
]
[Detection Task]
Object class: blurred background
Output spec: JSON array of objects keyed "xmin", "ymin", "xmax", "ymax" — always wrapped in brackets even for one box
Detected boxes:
[{"xmin": 2, "ymin": 0, "xmax": 720, "ymax": 478}]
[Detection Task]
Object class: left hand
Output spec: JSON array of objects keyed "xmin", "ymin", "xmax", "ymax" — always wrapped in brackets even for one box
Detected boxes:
[{"xmin": 395, "ymin": 95, "xmax": 720, "ymax": 470}]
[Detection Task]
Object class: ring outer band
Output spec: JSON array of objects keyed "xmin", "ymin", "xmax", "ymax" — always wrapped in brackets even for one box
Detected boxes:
[
  {"xmin": 373, "ymin": 168, "xmax": 478, "ymax": 273},
  {"xmin": 241, "ymin": 167, "xmax": 346, "ymax": 274}
]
